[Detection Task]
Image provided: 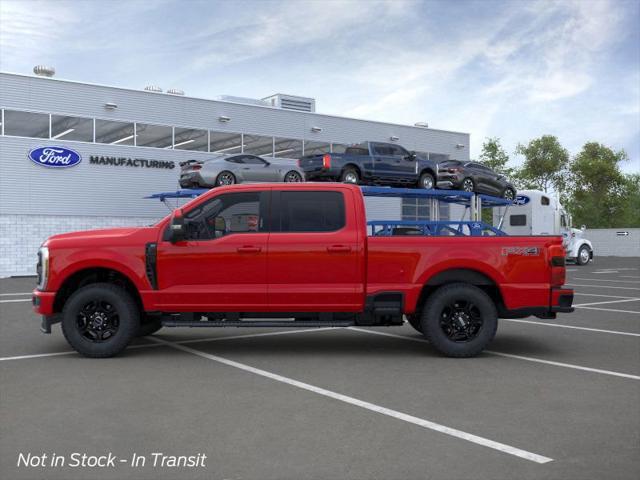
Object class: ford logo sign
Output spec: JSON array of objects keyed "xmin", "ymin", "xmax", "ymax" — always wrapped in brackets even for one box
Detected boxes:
[
  {"xmin": 28, "ymin": 146, "xmax": 82, "ymax": 168},
  {"xmin": 514, "ymin": 195, "xmax": 530, "ymax": 206}
]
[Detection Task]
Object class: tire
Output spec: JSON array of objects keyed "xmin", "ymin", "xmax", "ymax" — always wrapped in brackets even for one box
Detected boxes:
[
  {"xmin": 502, "ymin": 187, "xmax": 515, "ymax": 201},
  {"xmin": 137, "ymin": 317, "xmax": 162, "ymax": 337},
  {"xmin": 420, "ymin": 283, "xmax": 498, "ymax": 357},
  {"xmin": 461, "ymin": 178, "xmax": 475, "ymax": 192},
  {"xmin": 406, "ymin": 315, "xmax": 423, "ymax": 333},
  {"xmin": 215, "ymin": 171, "xmax": 236, "ymax": 186},
  {"xmin": 284, "ymin": 170, "xmax": 303, "ymax": 183},
  {"xmin": 576, "ymin": 245, "xmax": 591, "ymax": 266},
  {"xmin": 61, "ymin": 283, "xmax": 140, "ymax": 358},
  {"xmin": 340, "ymin": 167, "xmax": 360, "ymax": 184},
  {"xmin": 418, "ymin": 172, "xmax": 435, "ymax": 190}
]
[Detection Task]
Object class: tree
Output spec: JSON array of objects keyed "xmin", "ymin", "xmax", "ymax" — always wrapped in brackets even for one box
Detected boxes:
[
  {"xmin": 479, "ymin": 137, "xmax": 514, "ymax": 177},
  {"xmin": 566, "ymin": 142, "xmax": 630, "ymax": 228},
  {"xmin": 619, "ymin": 174, "xmax": 640, "ymax": 227},
  {"xmin": 515, "ymin": 135, "xmax": 570, "ymax": 193}
]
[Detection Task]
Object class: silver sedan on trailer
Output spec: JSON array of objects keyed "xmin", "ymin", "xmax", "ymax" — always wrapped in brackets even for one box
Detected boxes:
[{"xmin": 179, "ymin": 154, "xmax": 305, "ymax": 188}]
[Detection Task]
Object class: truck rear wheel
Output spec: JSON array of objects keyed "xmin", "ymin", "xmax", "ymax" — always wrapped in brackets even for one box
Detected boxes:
[
  {"xmin": 340, "ymin": 167, "xmax": 360, "ymax": 184},
  {"xmin": 61, "ymin": 283, "xmax": 140, "ymax": 358},
  {"xmin": 420, "ymin": 283, "xmax": 497, "ymax": 357}
]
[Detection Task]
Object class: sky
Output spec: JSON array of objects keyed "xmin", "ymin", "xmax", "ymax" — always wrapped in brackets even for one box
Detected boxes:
[{"xmin": 1, "ymin": 0, "xmax": 638, "ymax": 172}]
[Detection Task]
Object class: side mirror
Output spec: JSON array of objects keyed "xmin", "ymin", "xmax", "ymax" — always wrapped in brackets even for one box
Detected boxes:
[
  {"xmin": 169, "ymin": 209, "xmax": 186, "ymax": 243},
  {"xmin": 581, "ymin": 225, "xmax": 586, "ymax": 231},
  {"xmin": 407, "ymin": 151, "xmax": 416, "ymax": 160}
]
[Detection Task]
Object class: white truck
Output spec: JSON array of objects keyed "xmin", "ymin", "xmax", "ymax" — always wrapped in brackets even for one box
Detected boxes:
[{"xmin": 494, "ymin": 190, "xmax": 594, "ymax": 265}]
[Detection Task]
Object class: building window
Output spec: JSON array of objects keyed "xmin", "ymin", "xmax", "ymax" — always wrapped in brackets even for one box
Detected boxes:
[
  {"xmin": 243, "ymin": 134, "xmax": 274, "ymax": 156},
  {"xmin": 51, "ymin": 114, "xmax": 94, "ymax": 142},
  {"xmin": 95, "ymin": 119, "xmax": 135, "ymax": 145},
  {"xmin": 303, "ymin": 140, "xmax": 331, "ymax": 156},
  {"xmin": 174, "ymin": 127, "xmax": 208, "ymax": 151},
  {"xmin": 210, "ymin": 131, "xmax": 243, "ymax": 154},
  {"xmin": 3, "ymin": 110, "xmax": 49, "ymax": 138},
  {"xmin": 135, "ymin": 123, "xmax": 173, "ymax": 148},
  {"xmin": 402, "ymin": 198, "xmax": 430, "ymax": 220},
  {"xmin": 273, "ymin": 137, "xmax": 303, "ymax": 159}
]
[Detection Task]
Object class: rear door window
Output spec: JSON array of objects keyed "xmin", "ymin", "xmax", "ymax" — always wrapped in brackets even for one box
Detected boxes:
[
  {"xmin": 276, "ymin": 191, "xmax": 345, "ymax": 232},
  {"xmin": 510, "ymin": 215, "xmax": 527, "ymax": 226}
]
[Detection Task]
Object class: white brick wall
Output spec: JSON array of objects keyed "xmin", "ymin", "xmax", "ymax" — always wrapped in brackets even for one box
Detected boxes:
[
  {"xmin": 0, "ymin": 214, "xmax": 161, "ymax": 277},
  {"xmin": 587, "ymin": 228, "xmax": 640, "ymax": 257}
]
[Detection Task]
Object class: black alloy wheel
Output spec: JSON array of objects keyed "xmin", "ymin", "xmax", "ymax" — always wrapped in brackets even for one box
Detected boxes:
[
  {"xmin": 420, "ymin": 283, "xmax": 498, "ymax": 357},
  {"xmin": 439, "ymin": 300, "xmax": 483, "ymax": 342},
  {"xmin": 61, "ymin": 283, "xmax": 139, "ymax": 358},
  {"xmin": 77, "ymin": 300, "xmax": 120, "ymax": 342}
]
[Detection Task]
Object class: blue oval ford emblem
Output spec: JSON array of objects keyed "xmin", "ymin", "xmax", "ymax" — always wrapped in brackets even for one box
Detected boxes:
[
  {"xmin": 514, "ymin": 195, "xmax": 530, "ymax": 205},
  {"xmin": 28, "ymin": 146, "xmax": 82, "ymax": 168}
]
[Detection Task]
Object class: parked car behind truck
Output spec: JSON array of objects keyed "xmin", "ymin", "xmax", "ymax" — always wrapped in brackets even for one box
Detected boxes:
[
  {"xmin": 34, "ymin": 183, "xmax": 574, "ymax": 359},
  {"xmin": 299, "ymin": 141, "xmax": 439, "ymax": 189}
]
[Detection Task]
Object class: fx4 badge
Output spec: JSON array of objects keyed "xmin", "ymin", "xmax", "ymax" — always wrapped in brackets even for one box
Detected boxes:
[{"xmin": 501, "ymin": 247, "xmax": 540, "ymax": 256}]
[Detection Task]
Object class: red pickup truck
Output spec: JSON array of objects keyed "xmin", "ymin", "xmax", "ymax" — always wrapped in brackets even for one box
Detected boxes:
[{"xmin": 33, "ymin": 183, "xmax": 573, "ymax": 358}]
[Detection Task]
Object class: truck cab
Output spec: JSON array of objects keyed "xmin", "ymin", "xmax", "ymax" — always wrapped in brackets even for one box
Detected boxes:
[{"xmin": 494, "ymin": 190, "xmax": 594, "ymax": 265}]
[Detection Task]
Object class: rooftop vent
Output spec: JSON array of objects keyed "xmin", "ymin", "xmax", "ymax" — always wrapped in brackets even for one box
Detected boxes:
[
  {"xmin": 144, "ymin": 85, "xmax": 163, "ymax": 93},
  {"xmin": 167, "ymin": 88, "xmax": 185, "ymax": 96},
  {"xmin": 262, "ymin": 94, "xmax": 316, "ymax": 113},
  {"xmin": 33, "ymin": 65, "xmax": 55, "ymax": 77}
]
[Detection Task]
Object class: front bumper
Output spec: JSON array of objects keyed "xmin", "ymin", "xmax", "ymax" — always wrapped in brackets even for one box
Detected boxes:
[{"xmin": 33, "ymin": 289, "xmax": 59, "ymax": 333}]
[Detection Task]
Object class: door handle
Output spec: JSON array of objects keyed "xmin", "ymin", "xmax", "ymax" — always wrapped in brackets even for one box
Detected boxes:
[
  {"xmin": 327, "ymin": 245, "xmax": 352, "ymax": 253},
  {"xmin": 237, "ymin": 246, "xmax": 262, "ymax": 253}
]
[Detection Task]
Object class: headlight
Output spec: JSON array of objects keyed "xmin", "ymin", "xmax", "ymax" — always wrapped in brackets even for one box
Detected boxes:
[{"xmin": 37, "ymin": 247, "xmax": 49, "ymax": 290}]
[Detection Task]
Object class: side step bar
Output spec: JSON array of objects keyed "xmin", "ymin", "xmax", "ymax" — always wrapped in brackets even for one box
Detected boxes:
[{"xmin": 161, "ymin": 320, "xmax": 355, "ymax": 328}]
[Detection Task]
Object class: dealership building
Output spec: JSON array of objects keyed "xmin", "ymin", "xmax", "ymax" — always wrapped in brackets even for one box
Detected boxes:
[{"xmin": 0, "ymin": 69, "xmax": 470, "ymax": 277}]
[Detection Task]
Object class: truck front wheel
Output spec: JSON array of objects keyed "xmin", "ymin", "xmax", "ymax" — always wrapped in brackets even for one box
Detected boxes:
[
  {"xmin": 576, "ymin": 245, "xmax": 591, "ymax": 265},
  {"xmin": 61, "ymin": 283, "xmax": 140, "ymax": 358},
  {"xmin": 421, "ymin": 283, "xmax": 497, "ymax": 357}
]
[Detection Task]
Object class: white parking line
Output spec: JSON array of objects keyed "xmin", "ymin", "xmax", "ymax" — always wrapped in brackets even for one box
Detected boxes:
[
  {"xmin": 149, "ymin": 336, "xmax": 553, "ymax": 464},
  {"xmin": 0, "ymin": 292, "xmax": 33, "ymax": 296},
  {"xmin": 574, "ymin": 298, "xmax": 640, "ymax": 307},
  {"xmin": 621, "ymin": 276, "xmax": 640, "ymax": 279},
  {"xmin": 0, "ymin": 298, "xmax": 31, "ymax": 304},
  {"xmin": 568, "ymin": 284, "xmax": 640, "ymax": 291},
  {"xmin": 574, "ymin": 306, "xmax": 640, "ymax": 315},
  {"xmin": 348, "ymin": 328, "xmax": 640, "ymax": 381},
  {"xmin": 593, "ymin": 271, "xmax": 619, "ymax": 274},
  {"xmin": 573, "ymin": 293, "xmax": 638, "ymax": 299},
  {"xmin": 501, "ymin": 319, "xmax": 640, "ymax": 337},
  {"xmin": 0, "ymin": 327, "xmax": 338, "ymax": 362},
  {"xmin": 573, "ymin": 278, "xmax": 640, "ymax": 284}
]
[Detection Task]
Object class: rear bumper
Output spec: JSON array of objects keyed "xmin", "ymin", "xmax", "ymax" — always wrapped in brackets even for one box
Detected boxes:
[
  {"xmin": 303, "ymin": 167, "xmax": 340, "ymax": 181},
  {"xmin": 179, "ymin": 171, "xmax": 208, "ymax": 188},
  {"xmin": 437, "ymin": 173, "xmax": 463, "ymax": 189},
  {"xmin": 501, "ymin": 287, "xmax": 574, "ymax": 319}
]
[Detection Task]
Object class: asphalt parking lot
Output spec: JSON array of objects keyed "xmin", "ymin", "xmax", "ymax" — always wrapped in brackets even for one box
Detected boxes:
[{"xmin": 1, "ymin": 257, "xmax": 639, "ymax": 480}]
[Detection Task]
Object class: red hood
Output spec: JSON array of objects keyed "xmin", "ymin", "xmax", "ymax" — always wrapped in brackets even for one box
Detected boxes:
[{"xmin": 44, "ymin": 226, "xmax": 159, "ymax": 248}]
